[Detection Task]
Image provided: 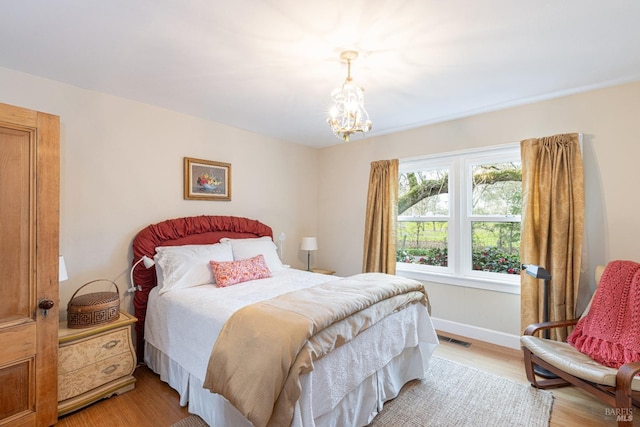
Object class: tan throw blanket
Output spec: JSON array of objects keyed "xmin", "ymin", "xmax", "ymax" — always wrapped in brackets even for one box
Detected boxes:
[{"xmin": 202, "ymin": 273, "xmax": 429, "ymax": 427}]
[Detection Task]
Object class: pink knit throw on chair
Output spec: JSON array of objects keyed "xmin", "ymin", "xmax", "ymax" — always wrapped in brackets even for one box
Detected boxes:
[{"xmin": 567, "ymin": 260, "xmax": 640, "ymax": 368}]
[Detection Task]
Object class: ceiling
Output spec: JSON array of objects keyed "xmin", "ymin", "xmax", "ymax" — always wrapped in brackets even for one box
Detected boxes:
[{"xmin": 1, "ymin": 1, "xmax": 640, "ymax": 148}]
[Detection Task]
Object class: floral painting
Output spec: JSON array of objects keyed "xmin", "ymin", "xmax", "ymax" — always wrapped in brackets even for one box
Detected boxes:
[{"xmin": 184, "ymin": 157, "xmax": 231, "ymax": 200}]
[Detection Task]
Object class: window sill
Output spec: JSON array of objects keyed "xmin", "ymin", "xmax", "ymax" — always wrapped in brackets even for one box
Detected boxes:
[{"xmin": 396, "ymin": 265, "xmax": 521, "ymax": 295}]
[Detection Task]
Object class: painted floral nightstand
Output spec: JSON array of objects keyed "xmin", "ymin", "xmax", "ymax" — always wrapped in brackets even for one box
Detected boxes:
[{"xmin": 57, "ymin": 311, "xmax": 137, "ymax": 416}]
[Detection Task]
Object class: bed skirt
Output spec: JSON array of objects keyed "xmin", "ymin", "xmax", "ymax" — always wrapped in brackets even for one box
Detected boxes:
[
  {"xmin": 146, "ymin": 341, "xmax": 433, "ymax": 427},
  {"xmin": 145, "ymin": 301, "xmax": 438, "ymax": 426}
]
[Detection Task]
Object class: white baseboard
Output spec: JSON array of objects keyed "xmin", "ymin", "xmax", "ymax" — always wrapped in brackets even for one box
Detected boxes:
[{"xmin": 431, "ymin": 317, "xmax": 521, "ymax": 350}]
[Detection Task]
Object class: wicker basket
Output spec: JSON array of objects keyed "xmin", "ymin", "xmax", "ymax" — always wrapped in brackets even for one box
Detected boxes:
[{"xmin": 67, "ymin": 279, "xmax": 120, "ymax": 329}]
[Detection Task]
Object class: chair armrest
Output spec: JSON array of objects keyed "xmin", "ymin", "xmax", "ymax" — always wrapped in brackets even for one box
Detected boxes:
[
  {"xmin": 523, "ymin": 318, "xmax": 580, "ymax": 336},
  {"xmin": 617, "ymin": 361, "xmax": 640, "ymax": 390}
]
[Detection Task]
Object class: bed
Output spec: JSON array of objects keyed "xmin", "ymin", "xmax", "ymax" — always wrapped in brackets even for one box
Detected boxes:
[{"xmin": 132, "ymin": 215, "xmax": 438, "ymax": 427}]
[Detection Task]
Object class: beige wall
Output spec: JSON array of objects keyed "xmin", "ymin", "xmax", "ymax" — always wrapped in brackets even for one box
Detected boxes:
[
  {"xmin": 0, "ymin": 66, "xmax": 320, "ymax": 319},
  {"xmin": 317, "ymin": 81, "xmax": 640, "ymax": 345},
  {"xmin": 2, "ymin": 64, "xmax": 638, "ymax": 345}
]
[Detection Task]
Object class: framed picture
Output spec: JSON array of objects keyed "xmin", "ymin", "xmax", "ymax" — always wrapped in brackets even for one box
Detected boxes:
[{"xmin": 184, "ymin": 157, "xmax": 231, "ymax": 201}]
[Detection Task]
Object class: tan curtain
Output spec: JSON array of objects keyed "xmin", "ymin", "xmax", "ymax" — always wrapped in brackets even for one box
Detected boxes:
[
  {"xmin": 520, "ymin": 133, "xmax": 584, "ymax": 340},
  {"xmin": 363, "ymin": 159, "xmax": 398, "ymax": 274}
]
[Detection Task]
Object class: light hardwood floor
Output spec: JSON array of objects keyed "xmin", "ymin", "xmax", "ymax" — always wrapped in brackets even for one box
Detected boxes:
[
  {"xmin": 55, "ymin": 365, "xmax": 189, "ymax": 427},
  {"xmin": 55, "ymin": 332, "xmax": 630, "ymax": 427}
]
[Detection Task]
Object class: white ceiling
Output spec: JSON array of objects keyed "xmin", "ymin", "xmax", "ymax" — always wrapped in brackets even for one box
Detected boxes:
[{"xmin": 1, "ymin": 1, "xmax": 640, "ymax": 148}]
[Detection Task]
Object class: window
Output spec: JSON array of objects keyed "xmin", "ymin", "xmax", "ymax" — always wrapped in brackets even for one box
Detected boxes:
[{"xmin": 397, "ymin": 144, "xmax": 522, "ymax": 293}]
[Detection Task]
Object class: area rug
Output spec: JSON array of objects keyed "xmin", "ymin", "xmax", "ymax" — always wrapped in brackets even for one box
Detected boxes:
[
  {"xmin": 171, "ymin": 356, "xmax": 553, "ymax": 427},
  {"xmin": 368, "ymin": 356, "xmax": 553, "ymax": 426},
  {"xmin": 171, "ymin": 415, "xmax": 208, "ymax": 427}
]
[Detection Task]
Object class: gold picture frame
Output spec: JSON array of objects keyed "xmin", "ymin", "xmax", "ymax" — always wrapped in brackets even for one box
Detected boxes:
[{"xmin": 183, "ymin": 157, "xmax": 231, "ymax": 201}]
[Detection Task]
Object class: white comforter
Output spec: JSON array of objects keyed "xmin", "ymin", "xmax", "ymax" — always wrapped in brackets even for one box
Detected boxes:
[
  {"xmin": 144, "ymin": 268, "xmax": 438, "ymax": 426},
  {"xmin": 145, "ymin": 268, "xmax": 344, "ymax": 380}
]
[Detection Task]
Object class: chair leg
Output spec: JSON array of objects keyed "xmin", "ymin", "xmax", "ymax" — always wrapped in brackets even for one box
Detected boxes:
[
  {"xmin": 613, "ymin": 390, "xmax": 634, "ymax": 427},
  {"xmin": 523, "ymin": 347, "xmax": 540, "ymax": 386},
  {"xmin": 522, "ymin": 348, "xmax": 570, "ymax": 389},
  {"xmin": 614, "ymin": 363, "xmax": 640, "ymax": 427}
]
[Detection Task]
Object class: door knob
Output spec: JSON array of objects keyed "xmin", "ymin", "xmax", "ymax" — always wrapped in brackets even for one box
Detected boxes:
[
  {"xmin": 39, "ymin": 299, "xmax": 55, "ymax": 310},
  {"xmin": 38, "ymin": 299, "xmax": 55, "ymax": 318}
]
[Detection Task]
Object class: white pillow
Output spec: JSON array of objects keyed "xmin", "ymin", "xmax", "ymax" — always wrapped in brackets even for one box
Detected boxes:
[
  {"xmin": 220, "ymin": 236, "xmax": 284, "ymax": 271},
  {"xmin": 154, "ymin": 242, "xmax": 233, "ymax": 295}
]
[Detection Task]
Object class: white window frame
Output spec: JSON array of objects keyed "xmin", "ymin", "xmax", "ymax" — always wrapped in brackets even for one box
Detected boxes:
[{"xmin": 396, "ymin": 143, "xmax": 521, "ymax": 294}]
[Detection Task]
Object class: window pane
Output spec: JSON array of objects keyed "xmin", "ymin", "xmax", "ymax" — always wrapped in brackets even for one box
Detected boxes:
[
  {"xmin": 471, "ymin": 222, "xmax": 520, "ymax": 274},
  {"xmin": 397, "ymin": 221, "xmax": 448, "ymax": 266},
  {"xmin": 399, "ymin": 169, "xmax": 449, "ymax": 216},
  {"xmin": 472, "ymin": 162, "xmax": 521, "ymax": 216}
]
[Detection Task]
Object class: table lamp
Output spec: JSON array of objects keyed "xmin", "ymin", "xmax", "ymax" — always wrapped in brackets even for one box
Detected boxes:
[{"xmin": 300, "ymin": 237, "xmax": 318, "ymax": 271}]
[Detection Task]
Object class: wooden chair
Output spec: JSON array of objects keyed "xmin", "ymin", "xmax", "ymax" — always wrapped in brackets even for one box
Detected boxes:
[{"xmin": 521, "ymin": 265, "xmax": 640, "ymax": 427}]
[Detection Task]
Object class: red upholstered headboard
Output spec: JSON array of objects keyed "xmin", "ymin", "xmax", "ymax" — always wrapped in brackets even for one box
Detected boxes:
[{"xmin": 131, "ymin": 215, "xmax": 273, "ymax": 359}]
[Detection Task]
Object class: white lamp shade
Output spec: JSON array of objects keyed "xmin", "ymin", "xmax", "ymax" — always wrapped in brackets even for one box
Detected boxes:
[
  {"xmin": 300, "ymin": 237, "xmax": 318, "ymax": 251},
  {"xmin": 59, "ymin": 255, "xmax": 68, "ymax": 282},
  {"xmin": 141, "ymin": 255, "xmax": 155, "ymax": 268},
  {"xmin": 129, "ymin": 255, "xmax": 156, "ymax": 293}
]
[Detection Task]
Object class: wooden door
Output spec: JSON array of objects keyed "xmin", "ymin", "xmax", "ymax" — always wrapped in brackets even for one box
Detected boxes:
[{"xmin": 0, "ymin": 103, "xmax": 60, "ymax": 426}]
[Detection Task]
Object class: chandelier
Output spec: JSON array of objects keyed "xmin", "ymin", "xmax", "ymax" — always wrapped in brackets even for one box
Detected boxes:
[{"xmin": 327, "ymin": 50, "xmax": 372, "ymax": 142}]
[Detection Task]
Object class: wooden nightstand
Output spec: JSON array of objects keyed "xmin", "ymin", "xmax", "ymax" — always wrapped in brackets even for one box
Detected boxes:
[
  {"xmin": 57, "ymin": 311, "xmax": 137, "ymax": 416},
  {"xmin": 311, "ymin": 268, "xmax": 336, "ymax": 275}
]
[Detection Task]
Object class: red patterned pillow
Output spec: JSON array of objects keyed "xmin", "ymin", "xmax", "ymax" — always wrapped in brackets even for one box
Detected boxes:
[{"xmin": 210, "ymin": 254, "xmax": 272, "ymax": 287}]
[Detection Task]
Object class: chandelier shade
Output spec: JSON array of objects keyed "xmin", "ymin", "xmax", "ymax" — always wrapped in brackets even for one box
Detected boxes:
[{"xmin": 327, "ymin": 50, "xmax": 372, "ymax": 142}]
